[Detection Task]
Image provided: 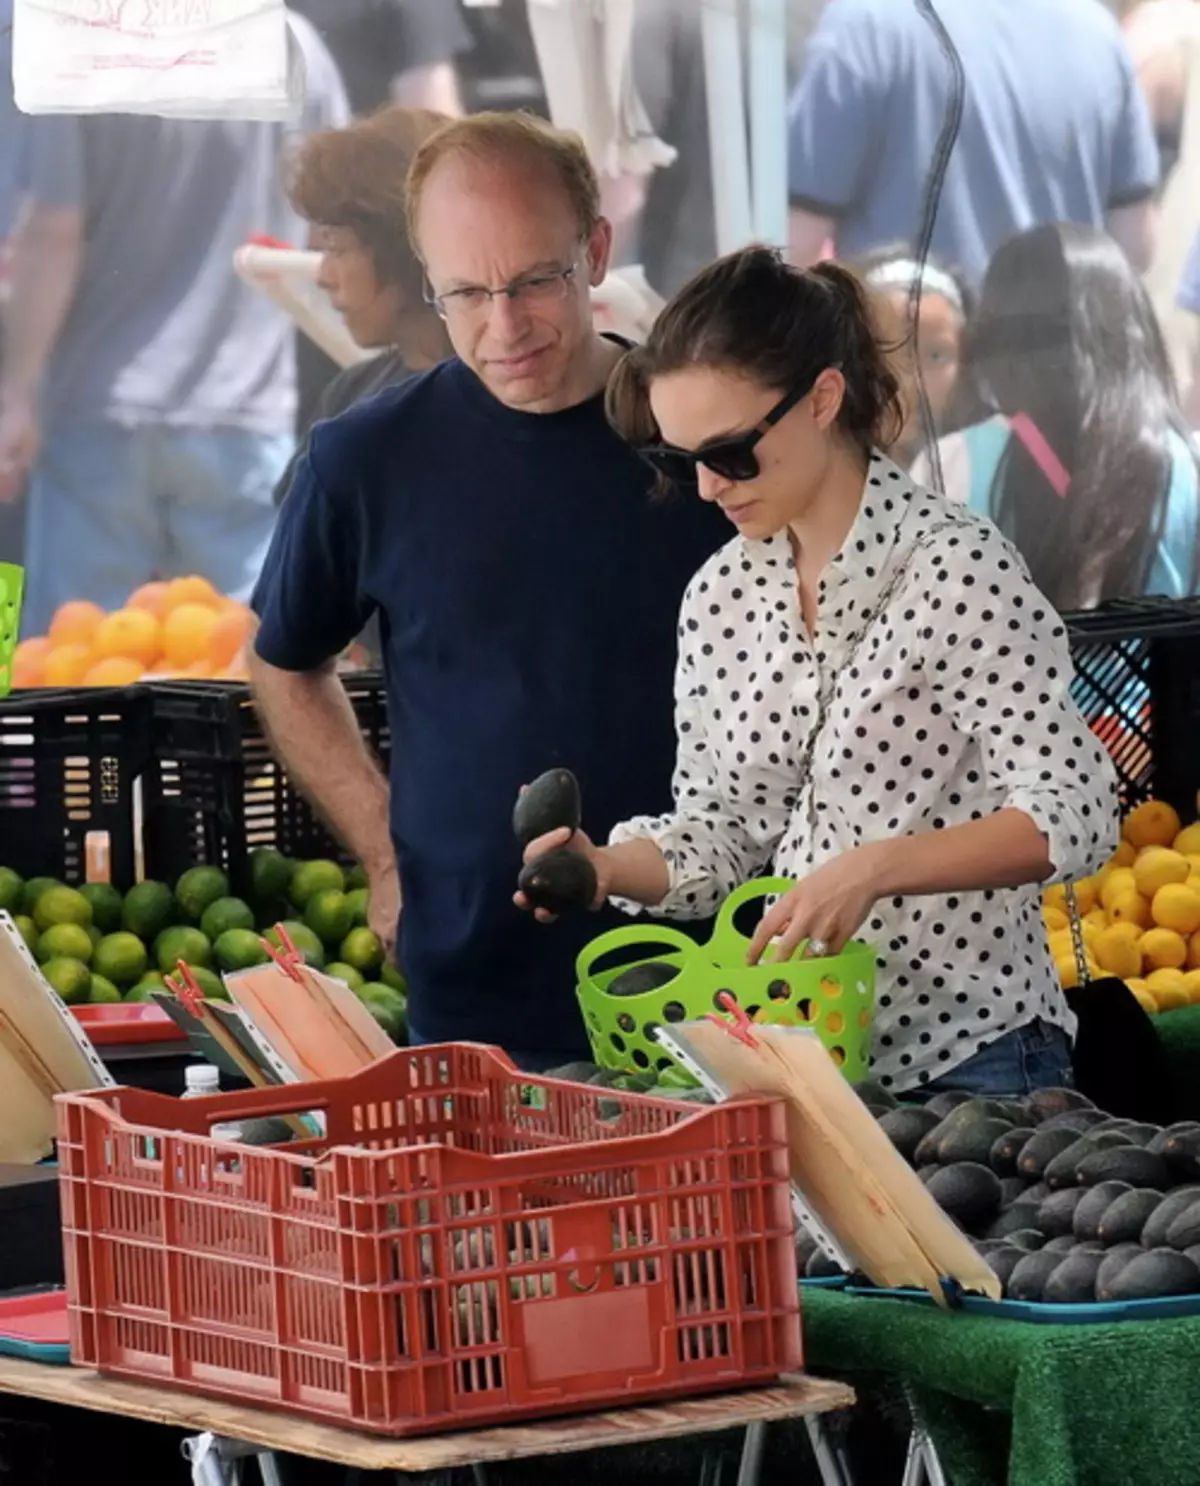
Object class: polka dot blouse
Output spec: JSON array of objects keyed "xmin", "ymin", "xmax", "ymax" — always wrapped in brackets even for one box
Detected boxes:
[{"xmin": 611, "ymin": 453, "xmax": 1119, "ymax": 1092}]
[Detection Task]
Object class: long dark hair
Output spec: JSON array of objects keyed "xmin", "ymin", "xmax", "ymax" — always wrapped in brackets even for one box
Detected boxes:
[
  {"xmin": 606, "ymin": 246, "xmax": 905, "ymax": 471},
  {"xmin": 958, "ymin": 221, "xmax": 1197, "ymax": 609}
]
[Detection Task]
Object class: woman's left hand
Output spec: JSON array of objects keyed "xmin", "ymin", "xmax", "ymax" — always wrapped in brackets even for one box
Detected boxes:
[{"xmin": 746, "ymin": 847, "xmax": 883, "ymax": 965}]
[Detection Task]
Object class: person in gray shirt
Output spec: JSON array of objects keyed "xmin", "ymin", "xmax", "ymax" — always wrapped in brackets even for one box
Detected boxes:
[{"xmin": 0, "ymin": 11, "xmax": 349, "ymax": 633}]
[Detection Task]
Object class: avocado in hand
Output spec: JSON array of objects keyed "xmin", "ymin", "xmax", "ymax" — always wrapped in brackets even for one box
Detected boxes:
[
  {"xmin": 518, "ymin": 847, "xmax": 597, "ymax": 915},
  {"xmin": 513, "ymin": 769, "xmax": 582, "ymax": 847}
]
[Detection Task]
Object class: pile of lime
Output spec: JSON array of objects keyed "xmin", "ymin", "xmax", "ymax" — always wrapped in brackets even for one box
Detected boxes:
[{"xmin": 0, "ymin": 853, "xmax": 407, "ymax": 1042}]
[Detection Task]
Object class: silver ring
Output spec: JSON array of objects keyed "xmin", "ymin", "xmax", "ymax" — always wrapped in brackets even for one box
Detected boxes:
[{"xmin": 807, "ymin": 939, "xmax": 829, "ymax": 959}]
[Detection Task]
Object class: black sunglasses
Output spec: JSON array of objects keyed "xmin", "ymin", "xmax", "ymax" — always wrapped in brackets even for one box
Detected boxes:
[{"xmin": 636, "ymin": 382, "xmax": 813, "ymax": 485}]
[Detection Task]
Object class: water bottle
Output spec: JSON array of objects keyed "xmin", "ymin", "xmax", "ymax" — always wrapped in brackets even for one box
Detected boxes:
[{"xmin": 181, "ymin": 1063, "xmax": 243, "ymax": 1142}]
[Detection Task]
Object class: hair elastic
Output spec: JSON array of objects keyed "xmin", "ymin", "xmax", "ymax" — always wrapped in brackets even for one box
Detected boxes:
[
  {"xmin": 865, "ymin": 258, "xmax": 965, "ymax": 317},
  {"xmin": 1009, "ymin": 412, "xmax": 1071, "ymax": 497}
]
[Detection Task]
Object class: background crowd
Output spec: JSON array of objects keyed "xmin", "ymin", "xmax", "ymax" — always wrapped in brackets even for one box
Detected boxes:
[{"xmin": 1, "ymin": 0, "xmax": 1199, "ymax": 636}]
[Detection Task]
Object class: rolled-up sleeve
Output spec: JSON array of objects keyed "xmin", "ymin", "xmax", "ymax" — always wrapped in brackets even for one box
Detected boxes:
[
  {"xmin": 913, "ymin": 524, "xmax": 1119, "ymax": 882},
  {"xmin": 609, "ymin": 579, "xmax": 789, "ymax": 917}
]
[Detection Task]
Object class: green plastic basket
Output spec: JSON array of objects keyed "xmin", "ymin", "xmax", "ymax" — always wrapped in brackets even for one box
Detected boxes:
[
  {"xmin": 576, "ymin": 877, "xmax": 876, "ymax": 1085},
  {"xmin": 0, "ymin": 565, "xmax": 24, "ymax": 699}
]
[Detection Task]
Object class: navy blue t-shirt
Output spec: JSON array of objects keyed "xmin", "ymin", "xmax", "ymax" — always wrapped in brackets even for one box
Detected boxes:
[{"xmin": 253, "ymin": 356, "xmax": 726, "ymax": 1054}]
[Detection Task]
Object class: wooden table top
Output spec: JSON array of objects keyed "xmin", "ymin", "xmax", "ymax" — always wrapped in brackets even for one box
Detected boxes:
[{"xmin": 0, "ymin": 1360, "xmax": 854, "ymax": 1471}]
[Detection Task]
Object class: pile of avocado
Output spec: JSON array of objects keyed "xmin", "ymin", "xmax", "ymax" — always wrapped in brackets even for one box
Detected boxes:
[
  {"xmin": 800, "ymin": 1082, "xmax": 1200, "ymax": 1305},
  {"xmin": 542, "ymin": 1060, "xmax": 715, "ymax": 1104}
]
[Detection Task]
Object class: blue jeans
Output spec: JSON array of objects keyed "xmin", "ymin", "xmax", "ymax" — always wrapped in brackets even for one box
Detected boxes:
[
  {"xmin": 23, "ymin": 421, "xmax": 290, "ymax": 634},
  {"xmin": 918, "ymin": 1019, "xmax": 1074, "ymax": 1100}
]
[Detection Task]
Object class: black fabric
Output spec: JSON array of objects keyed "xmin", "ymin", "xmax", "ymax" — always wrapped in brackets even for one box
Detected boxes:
[{"xmin": 1066, "ymin": 976, "xmax": 1178, "ymax": 1124}]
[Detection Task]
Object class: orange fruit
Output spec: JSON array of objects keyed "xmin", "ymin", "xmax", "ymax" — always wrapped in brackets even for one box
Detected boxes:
[
  {"xmin": 14, "ymin": 636, "xmax": 52, "ymax": 667},
  {"xmin": 161, "ymin": 603, "xmax": 220, "ymax": 667},
  {"xmin": 207, "ymin": 605, "xmax": 254, "ymax": 669},
  {"xmin": 92, "ymin": 608, "xmax": 161, "ymax": 667},
  {"xmin": 184, "ymin": 659, "xmax": 213, "ymax": 677},
  {"xmin": 162, "ymin": 575, "xmax": 222, "ymax": 613},
  {"xmin": 11, "ymin": 656, "xmax": 44, "ymax": 689},
  {"xmin": 1124, "ymin": 800, "xmax": 1183, "ymax": 851},
  {"xmin": 43, "ymin": 644, "xmax": 95, "ymax": 687},
  {"xmin": 82, "ymin": 655, "xmax": 144, "ymax": 687},
  {"xmin": 48, "ymin": 601, "xmax": 105, "ymax": 649},
  {"xmin": 126, "ymin": 581, "xmax": 169, "ymax": 618}
]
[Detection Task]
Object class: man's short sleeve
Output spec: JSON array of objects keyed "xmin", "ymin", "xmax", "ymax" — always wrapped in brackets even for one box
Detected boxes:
[
  {"xmin": 23, "ymin": 116, "xmax": 85, "ymax": 210},
  {"xmin": 786, "ymin": 19, "xmax": 884, "ymax": 217},
  {"xmin": 252, "ymin": 443, "xmax": 376, "ymax": 672},
  {"xmin": 1179, "ymin": 229, "xmax": 1200, "ymax": 315},
  {"xmin": 1107, "ymin": 45, "xmax": 1160, "ymax": 208}
]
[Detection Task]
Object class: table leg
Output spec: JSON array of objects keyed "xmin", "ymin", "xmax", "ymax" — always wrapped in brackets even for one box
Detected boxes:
[
  {"xmin": 804, "ymin": 1416, "xmax": 856, "ymax": 1486},
  {"xmin": 735, "ymin": 1420, "xmax": 766, "ymax": 1486}
]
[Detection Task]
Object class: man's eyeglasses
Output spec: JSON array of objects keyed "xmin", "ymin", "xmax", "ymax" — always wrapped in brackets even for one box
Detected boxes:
[
  {"xmin": 425, "ymin": 263, "xmax": 579, "ymax": 322},
  {"xmin": 636, "ymin": 383, "xmax": 814, "ymax": 485}
]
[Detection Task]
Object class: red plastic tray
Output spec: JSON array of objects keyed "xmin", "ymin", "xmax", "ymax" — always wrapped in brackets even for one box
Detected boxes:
[
  {"xmin": 71, "ymin": 1003, "xmax": 178, "ymax": 1046},
  {"xmin": 0, "ymin": 1288, "xmax": 70, "ymax": 1355},
  {"xmin": 58, "ymin": 1044, "xmax": 801, "ymax": 1436}
]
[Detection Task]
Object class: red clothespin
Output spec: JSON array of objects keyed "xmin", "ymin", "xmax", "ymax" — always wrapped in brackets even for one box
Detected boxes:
[
  {"xmin": 260, "ymin": 923, "xmax": 305, "ymax": 985},
  {"xmin": 247, "ymin": 233, "xmax": 292, "ymax": 249},
  {"xmin": 165, "ymin": 960, "xmax": 207, "ymax": 1018},
  {"xmin": 704, "ymin": 990, "xmax": 759, "ymax": 1050}
]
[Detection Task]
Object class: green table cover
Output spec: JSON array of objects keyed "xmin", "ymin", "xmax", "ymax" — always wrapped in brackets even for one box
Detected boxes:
[
  {"xmin": 1154, "ymin": 1005, "xmax": 1200, "ymax": 1120},
  {"xmin": 801, "ymin": 1286, "xmax": 1200, "ymax": 1486}
]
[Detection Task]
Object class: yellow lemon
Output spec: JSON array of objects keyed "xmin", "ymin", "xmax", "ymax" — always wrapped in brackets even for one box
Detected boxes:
[
  {"xmin": 1131, "ymin": 986, "xmax": 1160, "ymax": 1016},
  {"xmin": 1153, "ymin": 984, "xmax": 1190, "ymax": 1013},
  {"xmin": 1109, "ymin": 889, "xmax": 1151, "ymax": 929},
  {"xmin": 1127, "ymin": 977, "xmax": 1148, "ymax": 993},
  {"xmin": 1043, "ymin": 906, "xmax": 1069, "ymax": 934},
  {"xmin": 1102, "ymin": 920, "xmax": 1142, "ymax": 947},
  {"xmin": 1083, "ymin": 908, "xmax": 1110, "ymax": 933},
  {"xmin": 1100, "ymin": 869, "xmax": 1137, "ymax": 912},
  {"xmin": 1134, "ymin": 848, "xmax": 1190, "ymax": 898},
  {"xmin": 1055, "ymin": 956, "xmax": 1084, "ymax": 990},
  {"xmin": 1047, "ymin": 930, "xmax": 1075, "ymax": 963},
  {"xmin": 1174, "ymin": 823, "xmax": 1200, "ymax": 857},
  {"xmin": 1182, "ymin": 970, "xmax": 1200, "ymax": 1004},
  {"xmin": 1140, "ymin": 927, "xmax": 1188, "ymax": 971},
  {"xmin": 1108, "ymin": 841, "xmax": 1138, "ymax": 870},
  {"xmin": 1189, "ymin": 930, "xmax": 1200, "ymax": 970},
  {"xmin": 1092, "ymin": 927, "xmax": 1143, "ymax": 980},
  {"xmin": 1152, "ymin": 882, "xmax": 1200, "ymax": 935},
  {"xmin": 1146, "ymin": 967, "xmax": 1186, "ymax": 991},
  {"xmin": 1043, "ymin": 882, "xmax": 1068, "ymax": 912},
  {"xmin": 1070, "ymin": 876, "xmax": 1101, "ymax": 915},
  {"xmin": 1124, "ymin": 800, "xmax": 1183, "ymax": 850}
]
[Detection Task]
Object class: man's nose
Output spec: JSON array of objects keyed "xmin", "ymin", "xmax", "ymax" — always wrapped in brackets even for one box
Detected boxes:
[{"xmin": 485, "ymin": 289, "xmax": 532, "ymax": 337}]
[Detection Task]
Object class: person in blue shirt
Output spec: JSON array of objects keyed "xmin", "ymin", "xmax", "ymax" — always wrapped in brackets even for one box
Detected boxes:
[
  {"xmin": 249, "ymin": 112, "xmax": 726, "ymax": 1070},
  {"xmin": 786, "ymin": 0, "xmax": 1160, "ymax": 289},
  {"xmin": 913, "ymin": 221, "xmax": 1199, "ymax": 610}
]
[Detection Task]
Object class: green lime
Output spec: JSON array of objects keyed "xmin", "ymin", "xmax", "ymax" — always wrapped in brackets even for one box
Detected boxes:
[
  {"xmin": 22, "ymin": 877, "xmax": 62, "ymax": 915},
  {"xmin": 42, "ymin": 957, "xmax": 93, "ymax": 1004},
  {"xmin": 324, "ymin": 961, "xmax": 364, "ymax": 991},
  {"xmin": 174, "ymin": 865, "xmax": 231, "ymax": 922},
  {"xmin": 345, "ymin": 887, "xmax": 370, "ymax": 927},
  {"xmin": 89, "ymin": 975, "xmax": 122, "ymax": 1004},
  {"xmin": 87, "ymin": 924, "xmax": 103, "ymax": 949},
  {"xmin": 200, "ymin": 896, "xmax": 254, "ymax": 942},
  {"xmin": 34, "ymin": 885, "xmax": 93, "ymax": 933},
  {"xmin": 264, "ymin": 921, "xmax": 325, "ymax": 968},
  {"xmin": 79, "ymin": 882, "xmax": 124, "ymax": 934},
  {"xmin": 123, "ymin": 881, "xmax": 175, "ymax": 940},
  {"xmin": 247, "ymin": 848, "xmax": 294, "ymax": 905},
  {"xmin": 288, "ymin": 860, "xmax": 345, "ymax": 909},
  {"xmin": 124, "ymin": 975, "xmax": 165, "ymax": 1003},
  {"xmin": 339, "ymin": 926, "xmax": 383, "ymax": 976},
  {"xmin": 92, "ymin": 931, "xmax": 150, "ymax": 988},
  {"xmin": 13, "ymin": 915, "xmax": 38, "ymax": 953},
  {"xmin": 37, "ymin": 923, "xmax": 95, "ymax": 965},
  {"xmin": 154, "ymin": 925, "xmax": 212, "ymax": 975},
  {"xmin": 380, "ymin": 963, "xmax": 408, "ymax": 994},
  {"xmin": 346, "ymin": 863, "xmax": 368, "ymax": 892},
  {"xmin": 304, "ymin": 890, "xmax": 353, "ymax": 948},
  {"xmin": 357, "ymin": 983, "xmax": 408, "ymax": 1043},
  {"xmin": 214, "ymin": 928, "xmax": 270, "ymax": 973},
  {"xmin": 0, "ymin": 867, "xmax": 24, "ymax": 915},
  {"xmin": 186, "ymin": 965, "xmax": 229, "ymax": 1002}
]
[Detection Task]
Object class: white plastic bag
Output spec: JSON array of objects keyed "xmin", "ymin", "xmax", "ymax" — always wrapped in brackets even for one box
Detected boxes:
[{"xmin": 13, "ymin": 0, "xmax": 302, "ymax": 121}]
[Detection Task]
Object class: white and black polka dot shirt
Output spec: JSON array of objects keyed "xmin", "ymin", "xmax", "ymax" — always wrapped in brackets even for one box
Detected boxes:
[{"xmin": 611, "ymin": 453, "xmax": 1119, "ymax": 1092}]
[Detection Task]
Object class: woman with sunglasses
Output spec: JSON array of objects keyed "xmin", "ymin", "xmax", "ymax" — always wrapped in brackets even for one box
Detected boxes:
[{"xmin": 517, "ymin": 245, "xmax": 1118, "ymax": 1098}]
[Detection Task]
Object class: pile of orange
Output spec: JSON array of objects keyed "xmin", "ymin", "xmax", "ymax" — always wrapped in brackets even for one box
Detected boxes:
[{"xmin": 11, "ymin": 577, "xmax": 255, "ymax": 690}]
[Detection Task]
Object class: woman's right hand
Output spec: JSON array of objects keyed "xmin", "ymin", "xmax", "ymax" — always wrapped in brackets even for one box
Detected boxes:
[{"xmin": 514, "ymin": 826, "xmax": 610, "ymax": 922}]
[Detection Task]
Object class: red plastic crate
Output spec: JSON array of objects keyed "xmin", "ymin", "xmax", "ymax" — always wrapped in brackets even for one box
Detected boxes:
[{"xmin": 56, "ymin": 1044, "xmax": 800, "ymax": 1436}]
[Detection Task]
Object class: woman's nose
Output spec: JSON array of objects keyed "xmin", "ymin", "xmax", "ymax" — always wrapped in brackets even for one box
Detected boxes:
[{"xmin": 696, "ymin": 464, "xmax": 729, "ymax": 503}]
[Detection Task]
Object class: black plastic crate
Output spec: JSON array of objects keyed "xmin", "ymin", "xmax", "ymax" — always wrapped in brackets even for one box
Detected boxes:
[
  {"xmin": 0, "ymin": 686, "xmax": 149, "ymax": 886},
  {"xmin": 140, "ymin": 673, "xmax": 390, "ymax": 882},
  {"xmin": 1065, "ymin": 596, "xmax": 1200, "ymax": 815}
]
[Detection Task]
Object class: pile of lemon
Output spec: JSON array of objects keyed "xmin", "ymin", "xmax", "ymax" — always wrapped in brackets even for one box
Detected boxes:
[{"xmin": 1044, "ymin": 800, "xmax": 1200, "ymax": 1016}]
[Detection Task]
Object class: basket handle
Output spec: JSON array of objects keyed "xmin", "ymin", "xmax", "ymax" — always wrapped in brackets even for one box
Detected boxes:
[
  {"xmin": 575, "ymin": 922, "xmax": 704, "ymax": 988},
  {"xmin": 713, "ymin": 877, "xmax": 798, "ymax": 950}
]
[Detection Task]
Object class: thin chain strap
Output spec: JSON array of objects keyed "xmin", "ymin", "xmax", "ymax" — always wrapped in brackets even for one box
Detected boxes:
[{"xmin": 1064, "ymin": 882, "xmax": 1091, "ymax": 988}]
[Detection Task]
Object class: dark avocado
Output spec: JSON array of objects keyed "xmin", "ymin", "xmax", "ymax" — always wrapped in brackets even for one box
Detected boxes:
[
  {"xmin": 1092, "ymin": 1120, "xmax": 1162, "ymax": 1148},
  {"xmin": 1043, "ymin": 1235, "xmax": 1078, "ymax": 1254},
  {"xmin": 805, "ymin": 1248, "xmax": 845, "ymax": 1280},
  {"xmin": 938, "ymin": 1117, "xmax": 1016, "ymax": 1167},
  {"xmin": 853, "ymin": 1079, "xmax": 900, "ymax": 1110},
  {"xmin": 984, "ymin": 1245, "xmax": 1027, "ymax": 1288},
  {"xmin": 877, "ymin": 1106, "xmax": 941, "ymax": 1163},
  {"xmin": 1006, "ymin": 1249, "xmax": 1063, "ymax": 1302},
  {"xmin": 607, "ymin": 961, "xmax": 679, "ymax": 998},
  {"xmin": 1018, "ymin": 1126, "xmax": 1085, "ymax": 1181},
  {"xmin": 1164, "ymin": 1198, "xmax": 1200, "ymax": 1251},
  {"xmin": 1005, "ymin": 1228, "xmax": 1047, "ymax": 1251},
  {"xmin": 1075, "ymin": 1146, "xmax": 1170, "ymax": 1191},
  {"xmin": 924, "ymin": 1162, "xmax": 1003, "ymax": 1226},
  {"xmin": 518, "ymin": 848, "xmax": 597, "ymax": 915},
  {"xmin": 990, "ymin": 1126, "xmax": 1037, "ymax": 1175},
  {"xmin": 1141, "ymin": 1185, "xmax": 1200, "ymax": 1248},
  {"xmin": 925, "ymin": 1090, "xmax": 974, "ymax": 1118},
  {"xmin": 1043, "ymin": 1249, "xmax": 1105, "ymax": 1304},
  {"xmin": 1034, "ymin": 1109, "xmax": 1107, "ymax": 1136},
  {"xmin": 1096, "ymin": 1189, "xmax": 1164, "ymax": 1246},
  {"xmin": 546, "ymin": 1061, "xmax": 602, "ymax": 1083},
  {"xmin": 512, "ymin": 768, "xmax": 582, "ymax": 847},
  {"xmin": 1043, "ymin": 1131, "xmax": 1133, "ymax": 1190},
  {"xmin": 1024, "ymin": 1087, "xmax": 1095, "ymax": 1121},
  {"xmin": 1072, "ymin": 1181, "xmax": 1133, "ymax": 1242},
  {"xmin": 999, "ymin": 1176, "xmax": 1030, "ymax": 1207},
  {"xmin": 1161, "ymin": 1127, "xmax": 1200, "ymax": 1181},
  {"xmin": 1095, "ymin": 1244, "xmax": 1145, "ymax": 1302},
  {"xmin": 1148, "ymin": 1122, "xmax": 1200, "ymax": 1158},
  {"xmin": 1105, "ymin": 1248, "xmax": 1200, "ymax": 1302},
  {"xmin": 985, "ymin": 1202, "xmax": 1042, "ymax": 1240},
  {"xmin": 1036, "ymin": 1188, "xmax": 1088, "ymax": 1239}
]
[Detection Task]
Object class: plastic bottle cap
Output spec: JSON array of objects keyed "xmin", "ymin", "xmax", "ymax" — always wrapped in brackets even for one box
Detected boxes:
[{"xmin": 183, "ymin": 1063, "xmax": 220, "ymax": 1097}]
